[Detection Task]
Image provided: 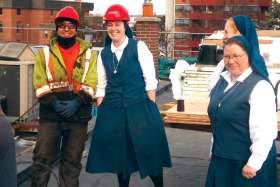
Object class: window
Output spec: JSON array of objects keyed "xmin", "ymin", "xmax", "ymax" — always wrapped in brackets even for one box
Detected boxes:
[
  {"xmin": 208, "ymin": 6, "xmax": 221, "ymax": 12},
  {"xmin": 224, "ymin": 6, "xmax": 232, "ymax": 12},
  {"xmin": 183, "ymin": 5, "xmax": 192, "ymax": 12},
  {"xmin": 175, "ymin": 19, "xmax": 191, "ymax": 26},
  {"xmin": 16, "ymin": 9, "xmax": 21, "ymax": 15},
  {"xmin": 193, "ymin": 6, "xmax": 206, "ymax": 13},
  {"xmin": 16, "ymin": 22, "xmax": 22, "ymax": 33},
  {"xmin": 0, "ymin": 23, "xmax": 3, "ymax": 32},
  {"xmin": 175, "ymin": 5, "xmax": 192, "ymax": 13},
  {"xmin": 175, "ymin": 5, "xmax": 184, "ymax": 12},
  {"xmin": 0, "ymin": 8, "xmax": 2, "ymax": 15},
  {"xmin": 208, "ymin": 20, "xmax": 224, "ymax": 29},
  {"xmin": 192, "ymin": 20, "xmax": 204, "ymax": 27},
  {"xmin": 192, "ymin": 34, "xmax": 204, "ymax": 40},
  {"xmin": 175, "ymin": 33, "xmax": 191, "ymax": 40},
  {"xmin": 249, "ymin": 6, "xmax": 261, "ymax": 13}
]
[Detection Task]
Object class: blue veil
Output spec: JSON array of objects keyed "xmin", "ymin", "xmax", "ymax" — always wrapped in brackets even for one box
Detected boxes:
[{"xmin": 233, "ymin": 15, "xmax": 268, "ymax": 80}]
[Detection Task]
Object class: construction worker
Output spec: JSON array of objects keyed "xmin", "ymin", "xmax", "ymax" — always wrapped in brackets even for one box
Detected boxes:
[
  {"xmin": 31, "ymin": 6, "xmax": 97, "ymax": 187},
  {"xmin": 0, "ymin": 106, "xmax": 17, "ymax": 187},
  {"xmin": 86, "ymin": 4, "xmax": 171, "ymax": 187}
]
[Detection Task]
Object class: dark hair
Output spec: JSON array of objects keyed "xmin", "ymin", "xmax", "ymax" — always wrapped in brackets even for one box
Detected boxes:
[{"xmin": 224, "ymin": 36, "xmax": 250, "ymax": 56}]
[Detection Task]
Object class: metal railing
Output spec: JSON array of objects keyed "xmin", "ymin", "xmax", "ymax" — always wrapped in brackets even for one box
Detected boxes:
[{"xmin": 12, "ymin": 101, "xmax": 39, "ymax": 125}]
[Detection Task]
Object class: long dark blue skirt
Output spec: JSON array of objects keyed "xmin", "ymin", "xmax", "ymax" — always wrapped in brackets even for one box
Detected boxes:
[
  {"xmin": 205, "ymin": 155, "xmax": 278, "ymax": 187},
  {"xmin": 86, "ymin": 99, "xmax": 171, "ymax": 178}
]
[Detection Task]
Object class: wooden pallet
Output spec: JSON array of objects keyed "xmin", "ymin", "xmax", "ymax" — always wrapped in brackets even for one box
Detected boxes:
[
  {"xmin": 161, "ymin": 104, "xmax": 209, "ymax": 125},
  {"xmin": 160, "ymin": 102, "xmax": 280, "ymax": 133},
  {"xmin": 169, "ymin": 67, "xmax": 280, "ymax": 135},
  {"xmin": 160, "ymin": 102, "xmax": 210, "ymax": 131}
]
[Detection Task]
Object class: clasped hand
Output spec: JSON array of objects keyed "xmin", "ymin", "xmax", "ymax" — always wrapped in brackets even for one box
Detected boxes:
[
  {"xmin": 53, "ymin": 99, "xmax": 80, "ymax": 118},
  {"xmin": 242, "ymin": 164, "xmax": 257, "ymax": 179}
]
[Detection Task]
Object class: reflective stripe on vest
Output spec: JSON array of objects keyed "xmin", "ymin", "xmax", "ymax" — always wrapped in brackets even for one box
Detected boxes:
[
  {"xmin": 49, "ymin": 81, "xmax": 70, "ymax": 90},
  {"xmin": 36, "ymin": 84, "xmax": 51, "ymax": 97},
  {"xmin": 81, "ymin": 48, "xmax": 91, "ymax": 83},
  {"xmin": 42, "ymin": 46, "xmax": 93, "ymax": 95},
  {"xmin": 43, "ymin": 46, "xmax": 53, "ymax": 81}
]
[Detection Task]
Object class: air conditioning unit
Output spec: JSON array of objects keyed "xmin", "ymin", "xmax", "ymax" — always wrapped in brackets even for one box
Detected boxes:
[{"xmin": 0, "ymin": 61, "xmax": 35, "ymax": 117}]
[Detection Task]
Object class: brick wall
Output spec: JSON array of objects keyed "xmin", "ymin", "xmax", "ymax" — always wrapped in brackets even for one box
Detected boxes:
[
  {"xmin": 135, "ymin": 16, "xmax": 161, "ymax": 74},
  {"xmin": 0, "ymin": 6, "xmax": 90, "ymax": 45}
]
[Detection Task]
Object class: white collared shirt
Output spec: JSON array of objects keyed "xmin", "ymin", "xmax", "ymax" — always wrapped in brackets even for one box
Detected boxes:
[
  {"xmin": 96, "ymin": 37, "xmax": 158, "ymax": 97},
  {"xmin": 208, "ymin": 59, "xmax": 225, "ymax": 91},
  {"xmin": 218, "ymin": 67, "xmax": 278, "ymax": 171}
]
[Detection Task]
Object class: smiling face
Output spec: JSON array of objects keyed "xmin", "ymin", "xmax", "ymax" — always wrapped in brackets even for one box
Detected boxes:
[
  {"xmin": 106, "ymin": 21, "xmax": 126, "ymax": 47},
  {"xmin": 57, "ymin": 20, "xmax": 77, "ymax": 38},
  {"xmin": 223, "ymin": 43, "xmax": 250, "ymax": 80}
]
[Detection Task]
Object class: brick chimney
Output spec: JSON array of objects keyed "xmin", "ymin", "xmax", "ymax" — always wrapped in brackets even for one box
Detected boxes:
[{"xmin": 135, "ymin": 1, "xmax": 161, "ymax": 76}]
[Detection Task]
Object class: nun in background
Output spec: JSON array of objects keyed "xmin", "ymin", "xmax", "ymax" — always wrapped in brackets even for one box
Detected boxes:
[
  {"xmin": 205, "ymin": 35, "xmax": 278, "ymax": 187},
  {"xmin": 208, "ymin": 15, "xmax": 269, "ymax": 90}
]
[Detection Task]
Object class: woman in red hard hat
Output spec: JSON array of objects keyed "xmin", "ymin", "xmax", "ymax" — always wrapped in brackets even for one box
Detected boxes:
[
  {"xmin": 86, "ymin": 4, "xmax": 171, "ymax": 187},
  {"xmin": 32, "ymin": 5, "xmax": 97, "ymax": 187}
]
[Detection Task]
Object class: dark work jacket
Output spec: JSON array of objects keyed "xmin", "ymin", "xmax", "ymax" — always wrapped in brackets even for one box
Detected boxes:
[
  {"xmin": 37, "ymin": 38, "xmax": 93, "ymax": 123},
  {"xmin": 208, "ymin": 72, "xmax": 276, "ymax": 161},
  {"xmin": 0, "ymin": 115, "xmax": 17, "ymax": 187},
  {"xmin": 101, "ymin": 39, "xmax": 147, "ymax": 108}
]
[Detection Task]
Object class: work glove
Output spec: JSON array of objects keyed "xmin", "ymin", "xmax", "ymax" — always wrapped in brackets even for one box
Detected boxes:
[
  {"xmin": 60, "ymin": 98, "xmax": 81, "ymax": 118},
  {"xmin": 52, "ymin": 99, "xmax": 65, "ymax": 113}
]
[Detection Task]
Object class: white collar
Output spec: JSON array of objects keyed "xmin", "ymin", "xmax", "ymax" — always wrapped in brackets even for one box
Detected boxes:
[
  {"xmin": 221, "ymin": 67, "xmax": 252, "ymax": 84},
  {"xmin": 111, "ymin": 36, "xmax": 128, "ymax": 53}
]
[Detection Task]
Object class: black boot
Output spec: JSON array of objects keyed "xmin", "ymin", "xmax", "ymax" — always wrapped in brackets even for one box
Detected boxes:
[
  {"xmin": 150, "ymin": 173, "xmax": 163, "ymax": 187},
  {"xmin": 117, "ymin": 174, "xmax": 130, "ymax": 187}
]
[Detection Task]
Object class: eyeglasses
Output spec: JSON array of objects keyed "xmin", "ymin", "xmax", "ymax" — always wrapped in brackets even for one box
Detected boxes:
[
  {"xmin": 58, "ymin": 23, "xmax": 76, "ymax": 30},
  {"xmin": 224, "ymin": 53, "xmax": 246, "ymax": 62}
]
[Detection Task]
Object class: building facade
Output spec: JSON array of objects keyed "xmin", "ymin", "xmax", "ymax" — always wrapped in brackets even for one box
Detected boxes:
[
  {"xmin": 0, "ymin": 0, "xmax": 93, "ymax": 45},
  {"xmin": 166, "ymin": 0, "xmax": 272, "ymax": 59}
]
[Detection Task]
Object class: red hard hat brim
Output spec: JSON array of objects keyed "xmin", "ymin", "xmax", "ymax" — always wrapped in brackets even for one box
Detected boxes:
[{"xmin": 103, "ymin": 4, "xmax": 130, "ymax": 21}]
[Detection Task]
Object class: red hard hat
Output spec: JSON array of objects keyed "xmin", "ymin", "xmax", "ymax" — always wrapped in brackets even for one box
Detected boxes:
[
  {"xmin": 55, "ymin": 6, "xmax": 80, "ymax": 26},
  {"xmin": 103, "ymin": 4, "xmax": 130, "ymax": 21}
]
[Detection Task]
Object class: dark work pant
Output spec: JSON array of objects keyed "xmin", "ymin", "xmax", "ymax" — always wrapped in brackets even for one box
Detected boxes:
[{"xmin": 31, "ymin": 120, "xmax": 88, "ymax": 187}]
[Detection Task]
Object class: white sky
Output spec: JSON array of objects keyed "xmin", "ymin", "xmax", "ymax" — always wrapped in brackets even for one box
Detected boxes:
[{"xmin": 84, "ymin": 0, "xmax": 166, "ymax": 15}]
